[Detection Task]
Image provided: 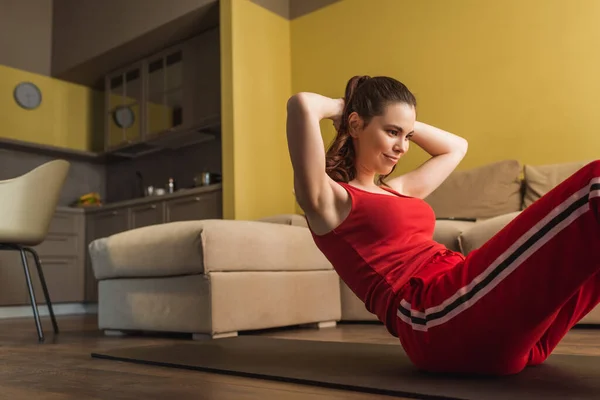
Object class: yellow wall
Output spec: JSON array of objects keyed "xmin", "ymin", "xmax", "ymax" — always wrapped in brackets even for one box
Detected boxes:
[
  {"xmin": 220, "ymin": 0, "xmax": 295, "ymax": 220},
  {"xmin": 0, "ymin": 64, "xmax": 103, "ymax": 152},
  {"xmin": 16, "ymin": 0, "xmax": 598, "ymax": 221},
  {"xmin": 291, "ymin": 0, "xmax": 600, "ymax": 176}
]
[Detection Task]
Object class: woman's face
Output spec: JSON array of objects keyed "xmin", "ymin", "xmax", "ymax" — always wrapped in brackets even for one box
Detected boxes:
[{"xmin": 349, "ymin": 102, "xmax": 416, "ymax": 176}]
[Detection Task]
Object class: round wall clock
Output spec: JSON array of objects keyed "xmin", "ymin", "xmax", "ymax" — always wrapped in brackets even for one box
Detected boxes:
[
  {"xmin": 113, "ymin": 106, "xmax": 135, "ymax": 128},
  {"xmin": 14, "ymin": 82, "xmax": 42, "ymax": 110}
]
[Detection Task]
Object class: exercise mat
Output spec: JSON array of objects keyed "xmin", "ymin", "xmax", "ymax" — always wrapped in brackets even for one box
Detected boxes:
[{"xmin": 91, "ymin": 336, "xmax": 599, "ymax": 399}]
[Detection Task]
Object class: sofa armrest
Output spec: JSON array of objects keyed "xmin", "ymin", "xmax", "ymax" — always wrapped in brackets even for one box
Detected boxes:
[
  {"xmin": 458, "ymin": 211, "xmax": 521, "ymax": 255},
  {"xmin": 89, "ymin": 219, "xmax": 332, "ymax": 280}
]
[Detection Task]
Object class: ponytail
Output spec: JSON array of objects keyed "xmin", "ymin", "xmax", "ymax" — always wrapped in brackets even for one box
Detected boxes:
[{"xmin": 325, "ymin": 75, "xmax": 370, "ymax": 182}]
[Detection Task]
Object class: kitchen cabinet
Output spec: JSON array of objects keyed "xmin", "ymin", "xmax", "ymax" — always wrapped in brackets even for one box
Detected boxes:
[
  {"xmin": 30, "ymin": 258, "xmax": 81, "ymax": 304},
  {"xmin": 103, "ymin": 27, "xmax": 221, "ymax": 154},
  {"xmin": 0, "ymin": 252, "xmax": 33, "ymax": 305},
  {"xmin": 33, "ymin": 210, "xmax": 86, "ymax": 304},
  {"xmin": 165, "ymin": 190, "xmax": 222, "ymax": 222},
  {"xmin": 180, "ymin": 27, "xmax": 221, "ymax": 128},
  {"xmin": 0, "ymin": 208, "xmax": 86, "ymax": 306},
  {"xmin": 84, "ymin": 186, "xmax": 222, "ymax": 302},
  {"xmin": 130, "ymin": 202, "xmax": 163, "ymax": 229},
  {"xmin": 105, "ymin": 63, "xmax": 144, "ymax": 150},
  {"xmin": 89, "ymin": 209, "xmax": 131, "ymax": 237},
  {"xmin": 144, "ymin": 48, "xmax": 184, "ymax": 139}
]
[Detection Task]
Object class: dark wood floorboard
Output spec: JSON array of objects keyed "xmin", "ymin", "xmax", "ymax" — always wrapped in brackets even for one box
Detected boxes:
[{"xmin": 0, "ymin": 314, "xmax": 597, "ymax": 399}]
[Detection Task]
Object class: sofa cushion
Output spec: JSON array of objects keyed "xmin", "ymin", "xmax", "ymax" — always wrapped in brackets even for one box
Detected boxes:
[
  {"xmin": 523, "ymin": 160, "xmax": 591, "ymax": 208},
  {"xmin": 458, "ymin": 211, "xmax": 521, "ymax": 255},
  {"xmin": 433, "ymin": 219, "xmax": 476, "ymax": 252},
  {"xmin": 339, "ymin": 280, "xmax": 378, "ymax": 321},
  {"xmin": 89, "ymin": 219, "xmax": 332, "ymax": 280},
  {"xmin": 424, "ymin": 160, "xmax": 523, "ymax": 219}
]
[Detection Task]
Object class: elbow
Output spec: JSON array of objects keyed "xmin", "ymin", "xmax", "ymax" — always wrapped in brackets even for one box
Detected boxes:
[
  {"xmin": 443, "ymin": 137, "xmax": 467, "ymax": 163},
  {"xmin": 457, "ymin": 137, "xmax": 468, "ymax": 157},
  {"xmin": 440, "ymin": 137, "xmax": 468, "ymax": 159},
  {"xmin": 287, "ymin": 92, "xmax": 310, "ymax": 113}
]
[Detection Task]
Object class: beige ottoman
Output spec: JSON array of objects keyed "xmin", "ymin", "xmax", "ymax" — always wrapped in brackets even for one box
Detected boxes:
[{"xmin": 88, "ymin": 219, "xmax": 341, "ymax": 339}]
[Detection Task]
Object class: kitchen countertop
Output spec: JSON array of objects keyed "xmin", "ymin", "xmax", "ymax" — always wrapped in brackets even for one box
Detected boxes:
[
  {"xmin": 56, "ymin": 206, "xmax": 86, "ymax": 214},
  {"xmin": 62, "ymin": 183, "xmax": 223, "ymax": 213}
]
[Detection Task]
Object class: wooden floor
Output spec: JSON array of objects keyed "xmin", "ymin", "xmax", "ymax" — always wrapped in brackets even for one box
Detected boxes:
[{"xmin": 0, "ymin": 314, "xmax": 599, "ymax": 399}]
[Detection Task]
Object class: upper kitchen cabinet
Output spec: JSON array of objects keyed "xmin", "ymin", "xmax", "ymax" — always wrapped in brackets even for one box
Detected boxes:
[
  {"xmin": 144, "ymin": 48, "xmax": 184, "ymax": 139},
  {"xmin": 105, "ymin": 62, "xmax": 144, "ymax": 150},
  {"xmin": 181, "ymin": 27, "xmax": 221, "ymax": 128},
  {"xmin": 103, "ymin": 27, "xmax": 221, "ymax": 155}
]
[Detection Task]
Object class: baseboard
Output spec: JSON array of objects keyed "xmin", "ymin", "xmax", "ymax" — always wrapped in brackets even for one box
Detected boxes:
[{"xmin": 0, "ymin": 302, "xmax": 98, "ymax": 319}]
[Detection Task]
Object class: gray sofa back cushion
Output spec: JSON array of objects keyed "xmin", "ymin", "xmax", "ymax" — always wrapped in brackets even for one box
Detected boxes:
[{"xmin": 424, "ymin": 159, "xmax": 523, "ymax": 219}]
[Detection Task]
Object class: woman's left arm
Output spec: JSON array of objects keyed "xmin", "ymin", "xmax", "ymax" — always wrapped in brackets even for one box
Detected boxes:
[{"xmin": 386, "ymin": 121, "xmax": 468, "ymax": 199}]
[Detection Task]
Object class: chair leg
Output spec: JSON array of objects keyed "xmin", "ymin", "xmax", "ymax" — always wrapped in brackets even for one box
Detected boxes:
[
  {"xmin": 25, "ymin": 248, "xmax": 58, "ymax": 335},
  {"xmin": 19, "ymin": 249, "xmax": 44, "ymax": 342}
]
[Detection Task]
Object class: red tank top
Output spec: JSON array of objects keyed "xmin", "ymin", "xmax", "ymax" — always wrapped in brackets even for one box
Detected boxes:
[{"xmin": 308, "ymin": 181, "xmax": 456, "ymax": 334}]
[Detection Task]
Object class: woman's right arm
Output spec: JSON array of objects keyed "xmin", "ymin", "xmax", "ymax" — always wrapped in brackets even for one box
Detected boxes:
[{"xmin": 286, "ymin": 92, "xmax": 343, "ymax": 214}]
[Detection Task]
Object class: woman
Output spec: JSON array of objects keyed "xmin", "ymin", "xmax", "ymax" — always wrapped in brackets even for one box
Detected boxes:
[{"xmin": 286, "ymin": 75, "xmax": 600, "ymax": 375}]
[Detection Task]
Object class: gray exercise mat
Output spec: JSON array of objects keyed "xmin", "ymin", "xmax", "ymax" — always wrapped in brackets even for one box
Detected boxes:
[{"xmin": 91, "ymin": 336, "xmax": 599, "ymax": 399}]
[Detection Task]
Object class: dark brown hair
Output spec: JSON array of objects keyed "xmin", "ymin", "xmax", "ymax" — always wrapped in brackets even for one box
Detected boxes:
[{"xmin": 325, "ymin": 75, "xmax": 417, "ymax": 185}]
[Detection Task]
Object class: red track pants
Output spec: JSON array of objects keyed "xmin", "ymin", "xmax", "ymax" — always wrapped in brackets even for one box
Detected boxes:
[{"xmin": 395, "ymin": 160, "xmax": 600, "ymax": 375}]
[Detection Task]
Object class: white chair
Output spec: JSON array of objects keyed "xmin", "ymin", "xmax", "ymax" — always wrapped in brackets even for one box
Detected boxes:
[{"xmin": 0, "ymin": 159, "xmax": 70, "ymax": 341}]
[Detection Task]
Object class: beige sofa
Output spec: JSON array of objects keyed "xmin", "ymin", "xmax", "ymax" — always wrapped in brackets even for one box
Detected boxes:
[{"xmin": 88, "ymin": 158, "xmax": 598, "ymax": 339}]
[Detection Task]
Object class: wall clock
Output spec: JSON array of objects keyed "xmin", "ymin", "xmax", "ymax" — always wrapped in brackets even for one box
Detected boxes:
[
  {"xmin": 14, "ymin": 82, "xmax": 42, "ymax": 110},
  {"xmin": 113, "ymin": 106, "xmax": 135, "ymax": 128}
]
